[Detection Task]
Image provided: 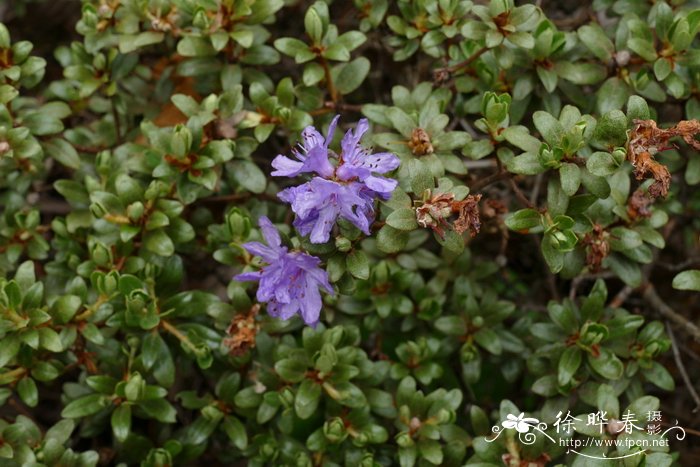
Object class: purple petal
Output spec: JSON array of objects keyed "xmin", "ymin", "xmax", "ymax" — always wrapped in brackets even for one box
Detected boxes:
[
  {"xmin": 241, "ymin": 241, "xmax": 279, "ymax": 262},
  {"xmin": 340, "ymin": 118, "xmax": 369, "ymax": 157},
  {"xmin": 299, "ymin": 282, "xmax": 322, "ymax": 326},
  {"xmin": 303, "ymin": 265, "xmax": 334, "ymax": 295},
  {"xmin": 271, "ymin": 154, "xmax": 305, "ymax": 177},
  {"xmin": 234, "ymin": 270, "xmax": 263, "ymax": 282},
  {"xmin": 324, "ymin": 115, "xmax": 341, "ymax": 148},
  {"xmin": 362, "ymin": 151, "xmax": 400, "ymax": 173},
  {"xmin": 364, "ymin": 175, "xmax": 398, "ymax": 196},
  {"xmin": 304, "ymin": 146, "xmax": 334, "ymax": 178},
  {"xmin": 300, "ymin": 126, "xmax": 325, "ymax": 150},
  {"xmin": 257, "ymin": 216, "xmax": 282, "ymax": 249},
  {"xmin": 309, "ymin": 204, "xmax": 339, "ymax": 243},
  {"xmin": 276, "ymin": 300, "xmax": 301, "ymax": 320}
]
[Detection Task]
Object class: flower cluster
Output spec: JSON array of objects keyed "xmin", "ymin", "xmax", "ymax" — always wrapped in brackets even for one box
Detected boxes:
[
  {"xmin": 235, "ymin": 117, "xmax": 399, "ymax": 326},
  {"xmin": 273, "ymin": 116, "xmax": 400, "ymax": 243},
  {"xmin": 234, "ymin": 217, "xmax": 333, "ymax": 327}
]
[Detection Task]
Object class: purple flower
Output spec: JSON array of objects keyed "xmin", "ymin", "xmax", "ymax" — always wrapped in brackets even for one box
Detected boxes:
[
  {"xmin": 278, "ymin": 178, "xmax": 375, "ymax": 243},
  {"xmin": 234, "ymin": 216, "xmax": 333, "ymax": 327},
  {"xmin": 271, "ymin": 115, "xmax": 339, "ymax": 179},
  {"xmin": 335, "ymin": 118, "xmax": 400, "ymax": 198},
  {"xmin": 273, "ymin": 116, "xmax": 400, "ymax": 243}
]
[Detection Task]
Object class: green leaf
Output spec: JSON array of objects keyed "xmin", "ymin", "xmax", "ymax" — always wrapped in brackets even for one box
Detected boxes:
[
  {"xmin": 577, "ymin": 24, "xmax": 615, "ymax": 61},
  {"xmin": 44, "ymin": 138, "xmax": 80, "ymax": 169},
  {"xmin": 627, "ymin": 38, "xmax": 657, "ymax": 62},
  {"xmin": 587, "ymin": 151, "xmax": 619, "ymax": 176},
  {"xmin": 387, "ymin": 107, "xmax": 416, "ymax": 138},
  {"xmin": 542, "ymin": 234, "xmax": 565, "ymax": 273},
  {"xmin": 323, "ymin": 43, "xmax": 350, "ymax": 61},
  {"xmin": 17, "ymin": 377, "xmax": 38, "ymax": 407},
  {"xmin": 222, "ymin": 416, "xmax": 248, "ymax": 450},
  {"xmin": 555, "ymin": 62, "xmax": 607, "ymax": 85},
  {"xmin": 119, "ymin": 32, "xmax": 165, "ymax": 53},
  {"xmin": 473, "ymin": 328, "xmax": 502, "ymax": 355},
  {"xmin": 626, "ymin": 95, "xmax": 650, "ymax": 122},
  {"xmin": 61, "ymin": 394, "xmax": 110, "ymax": 418},
  {"xmin": 653, "ymin": 57, "xmax": 672, "ymax": 81},
  {"xmin": 588, "ymin": 348, "xmax": 623, "ymax": 380},
  {"xmin": 275, "ymin": 358, "xmax": 307, "ymax": 383},
  {"xmin": 672, "ymin": 270, "xmax": 700, "ymax": 291},
  {"xmin": 333, "ymin": 57, "xmax": 370, "ymax": 94},
  {"xmin": 504, "ymin": 209, "xmax": 541, "ymax": 231},
  {"xmin": 593, "ymin": 110, "xmax": 628, "ymax": 147},
  {"xmin": 231, "ymin": 160, "xmax": 266, "ymax": 194},
  {"xmin": 436, "ymin": 229, "xmax": 464, "ymax": 255},
  {"xmin": 418, "ymin": 439, "xmax": 444, "ymax": 465},
  {"xmin": 144, "ymin": 230, "xmax": 175, "ymax": 257},
  {"xmin": 560, "ymin": 163, "xmax": 581, "ymax": 196},
  {"xmin": 596, "ymin": 77, "xmax": 630, "ymax": 114},
  {"xmin": 376, "ymin": 225, "xmax": 408, "ymax": 253},
  {"xmin": 346, "ymin": 250, "xmax": 370, "ymax": 280},
  {"xmin": 558, "ymin": 347, "xmax": 582, "ymax": 386},
  {"xmin": 408, "ymin": 159, "xmax": 434, "ymax": 194},
  {"xmin": 111, "ymin": 404, "xmax": 131, "ymax": 443},
  {"xmin": 295, "ymin": 379, "xmax": 322, "ymax": 419},
  {"xmin": 274, "ymin": 37, "xmax": 310, "ymax": 59},
  {"xmin": 386, "ymin": 208, "xmax": 418, "ymax": 231},
  {"xmin": 533, "ymin": 111, "xmax": 564, "ymax": 146},
  {"xmin": 502, "ymin": 126, "xmax": 542, "ymax": 153}
]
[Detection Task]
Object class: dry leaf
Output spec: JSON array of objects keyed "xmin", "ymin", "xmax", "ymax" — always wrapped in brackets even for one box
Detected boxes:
[{"xmin": 628, "ymin": 119, "xmax": 700, "ymax": 198}]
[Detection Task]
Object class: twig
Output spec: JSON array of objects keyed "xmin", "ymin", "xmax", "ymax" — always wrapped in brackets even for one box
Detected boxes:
[
  {"xmin": 319, "ymin": 56, "xmax": 338, "ymax": 104},
  {"xmin": 464, "ymin": 159, "xmax": 498, "ymax": 170},
  {"xmin": 665, "ymin": 322, "xmax": 700, "ymax": 413},
  {"xmin": 656, "ymin": 256, "xmax": 700, "ymax": 272},
  {"xmin": 608, "ymin": 285, "xmax": 633, "ymax": 308},
  {"xmin": 530, "ymin": 173, "xmax": 544, "ymax": 205},
  {"xmin": 508, "ymin": 177, "xmax": 535, "ymax": 209},
  {"xmin": 434, "ymin": 46, "xmax": 488, "ymax": 76},
  {"xmin": 470, "ymin": 170, "xmax": 509, "ymax": 190},
  {"xmin": 643, "ymin": 284, "xmax": 700, "ymax": 342}
]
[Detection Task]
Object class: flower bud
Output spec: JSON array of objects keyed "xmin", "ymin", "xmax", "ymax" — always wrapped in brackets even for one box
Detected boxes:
[
  {"xmin": 434, "ymin": 408, "xmax": 454, "ymax": 424},
  {"xmin": 323, "ymin": 417, "xmax": 348, "ymax": 443},
  {"xmin": 127, "ymin": 202, "xmax": 145, "ymax": 222},
  {"xmin": 295, "ymin": 453, "xmax": 313, "ymax": 467},
  {"xmin": 171, "ymin": 125, "xmax": 193, "ymax": 158},
  {"xmin": 279, "ymin": 387, "xmax": 295, "ymax": 408},
  {"xmin": 335, "ymin": 236, "xmax": 352, "ymax": 252},
  {"xmin": 226, "ymin": 209, "xmax": 251, "ymax": 239},
  {"xmin": 460, "ymin": 342, "xmax": 477, "ymax": 362},
  {"xmin": 259, "ymin": 437, "xmax": 278, "ymax": 461},
  {"xmin": 359, "ymin": 453, "xmax": 376, "ymax": 467},
  {"xmin": 192, "ymin": 9, "xmax": 210, "ymax": 30},
  {"xmin": 91, "ymin": 242, "xmax": 111, "ymax": 267},
  {"xmin": 395, "ymin": 431, "xmax": 414, "ymax": 448}
]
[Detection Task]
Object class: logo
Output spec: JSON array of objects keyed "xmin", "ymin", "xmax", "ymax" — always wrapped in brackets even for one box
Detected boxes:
[{"xmin": 486, "ymin": 410, "xmax": 686, "ymax": 461}]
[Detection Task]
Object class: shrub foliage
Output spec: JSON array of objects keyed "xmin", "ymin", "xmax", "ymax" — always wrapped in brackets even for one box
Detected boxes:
[{"xmin": 0, "ymin": 0, "xmax": 699, "ymax": 465}]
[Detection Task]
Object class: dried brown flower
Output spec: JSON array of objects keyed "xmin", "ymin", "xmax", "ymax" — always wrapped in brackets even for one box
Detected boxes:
[
  {"xmin": 223, "ymin": 304, "xmax": 260, "ymax": 357},
  {"xmin": 628, "ymin": 119, "xmax": 700, "ymax": 198},
  {"xmin": 415, "ymin": 192, "xmax": 482, "ymax": 238},
  {"xmin": 582, "ymin": 224, "xmax": 610, "ymax": 273},
  {"xmin": 408, "ymin": 128, "xmax": 434, "ymax": 156},
  {"xmin": 453, "ymin": 194, "xmax": 483, "ymax": 237},
  {"xmin": 416, "ymin": 192, "xmax": 453, "ymax": 238},
  {"xmin": 626, "ymin": 189, "xmax": 652, "ymax": 221}
]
